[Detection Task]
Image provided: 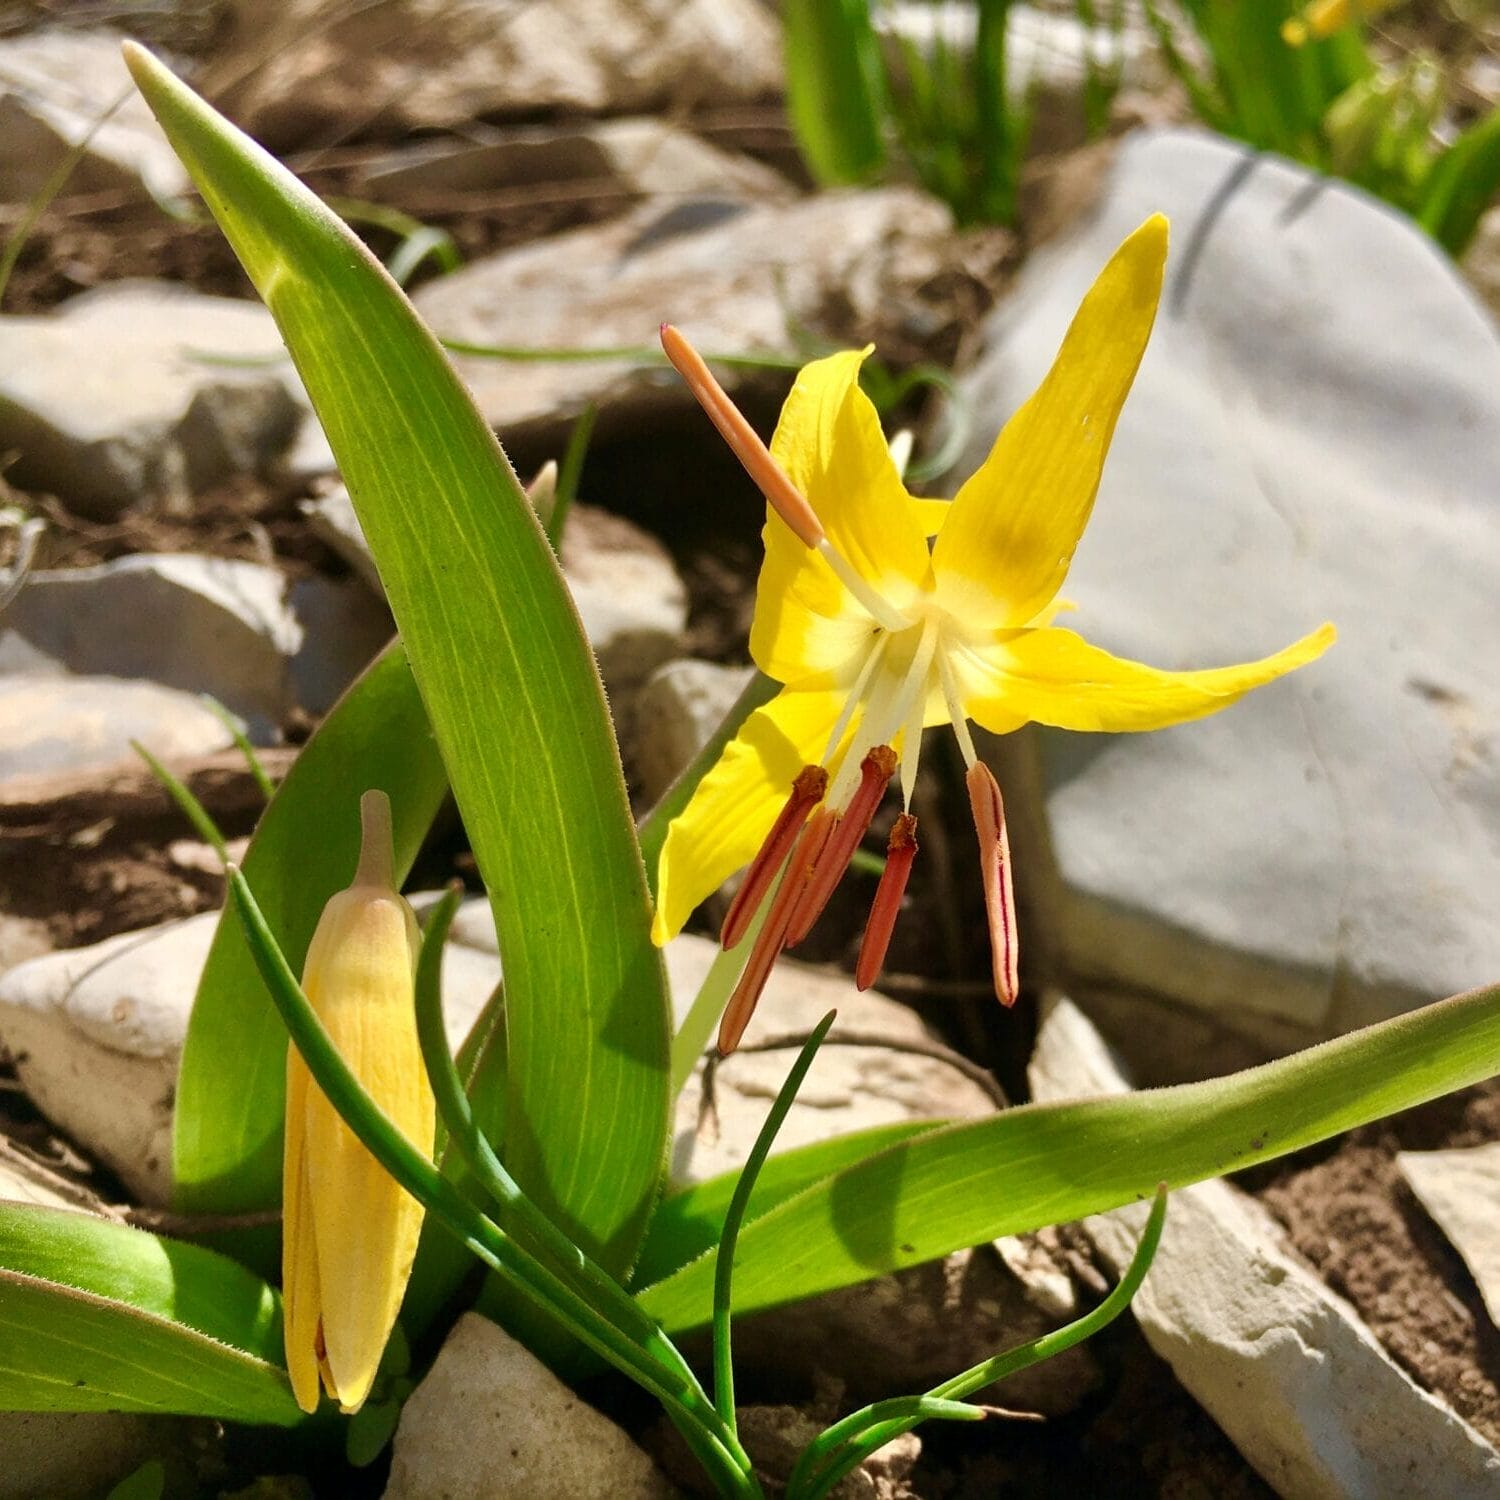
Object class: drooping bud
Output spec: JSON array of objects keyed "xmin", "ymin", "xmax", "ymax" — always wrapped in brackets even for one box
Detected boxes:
[
  {"xmin": 785, "ymin": 746, "xmax": 897, "ymax": 947},
  {"xmin": 721, "ymin": 765, "xmax": 828, "ymax": 951},
  {"xmin": 966, "ymin": 762, "xmax": 1019, "ymax": 1007},
  {"xmin": 283, "ymin": 789, "xmax": 434, "ymax": 1414},
  {"xmin": 856, "ymin": 813, "xmax": 919, "ymax": 991}
]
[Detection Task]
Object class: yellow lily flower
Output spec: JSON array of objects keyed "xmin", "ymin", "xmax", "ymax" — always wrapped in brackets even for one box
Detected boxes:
[
  {"xmin": 1282, "ymin": 0, "xmax": 1400, "ymax": 46},
  {"xmin": 282, "ymin": 789, "xmax": 434, "ymax": 1414},
  {"xmin": 652, "ymin": 215, "xmax": 1335, "ymax": 1054}
]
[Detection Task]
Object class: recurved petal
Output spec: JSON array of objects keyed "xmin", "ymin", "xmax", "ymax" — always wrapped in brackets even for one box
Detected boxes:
[
  {"xmin": 652, "ymin": 687, "xmax": 846, "ymax": 945},
  {"xmin": 752, "ymin": 350, "xmax": 932, "ymax": 685},
  {"xmin": 958, "ymin": 621, "xmax": 1336, "ymax": 735},
  {"xmin": 932, "ymin": 216, "xmax": 1168, "ymax": 630}
]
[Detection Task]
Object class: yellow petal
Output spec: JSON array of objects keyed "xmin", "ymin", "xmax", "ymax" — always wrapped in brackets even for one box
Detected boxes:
[
  {"xmin": 932, "ymin": 216, "xmax": 1168, "ymax": 630},
  {"xmin": 958, "ymin": 622, "xmax": 1336, "ymax": 734},
  {"xmin": 652, "ymin": 687, "xmax": 845, "ymax": 945},
  {"xmin": 753, "ymin": 350, "xmax": 932, "ymax": 686},
  {"xmin": 301, "ymin": 889, "xmax": 433, "ymax": 1412},
  {"xmin": 281, "ymin": 1051, "xmax": 323, "ymax": 1415},
  {"xmin": 1283, "ymin": 0, "xmax": 1397, "ymax": 45}
]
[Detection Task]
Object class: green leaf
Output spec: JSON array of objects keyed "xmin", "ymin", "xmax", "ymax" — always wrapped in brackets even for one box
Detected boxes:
[
  {"xmin": 0, "ymin": 1205, "xmax": 300, "ymax": 1424},
  {"xmin": 173, "ymin": 642, "xmax": 448, "ymax": 1215},
  {"xmin": 1418, "ymin": 106, "xmax": 1500, "ymax": 255},
  {"xmin": 637, "ymin": 983, "xmax": 1500, "ymax": 1330},
  {"xmin": 782, "ymin": 0, "xmax": 889, "ymax": 186},
  {"xmin": 129, "ymin": 46, "xmax": 671, "ymax": 1271}
]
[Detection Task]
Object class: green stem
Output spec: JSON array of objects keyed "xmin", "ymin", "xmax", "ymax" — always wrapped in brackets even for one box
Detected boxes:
[{"xmin": 226, "ymin": 867, "xmax": 760, "ymax": 1498}]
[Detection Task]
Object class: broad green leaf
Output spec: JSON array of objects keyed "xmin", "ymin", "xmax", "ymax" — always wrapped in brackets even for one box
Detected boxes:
[
  {"xmin": 783, "ymin": 0, "xmax": 889, "ymax": 186},
  {"xmin": 632, "ymin": 1120, "xmax": 943, "ymax": 1290},
  {"xmin": 637, "ymin": 983, "xmax": 1500, "ymax": 1330},
  {"xmin": 1419, "ymin": 107, "xmax": 1500, "ymax": 255},
  {"xmin": 129, "ymin": 47, "xmax": 671, "ymax": 1271},
  {"xmin": 174, "ymin": 641, "xmax": 448, "ymax": 1215},
  {"xmin": 0, "ymin": 1205, "xmax": 300, "ymax": 1424}
]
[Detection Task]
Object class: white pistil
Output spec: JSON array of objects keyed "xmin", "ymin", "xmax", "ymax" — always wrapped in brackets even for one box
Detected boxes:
[
  {"xmin": 817, "ymin": 539, "xmax": 913, "ymax": 634},
  {"xmin": 821, "ymin": 632, "xmax": 889, "ymax": 767},
  {"xmin": 938, "ymin": 649, "xmax": 978, "ymax": 769}
]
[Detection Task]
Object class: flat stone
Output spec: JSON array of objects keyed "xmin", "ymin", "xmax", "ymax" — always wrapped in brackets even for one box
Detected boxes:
[
  {"xmin": 0, "ymin": 552, "xmax": 388, "ymax": 740},
  {"xmin": 0, "ymin": 1411, "xmax": 167, "ymax": 1500},
  {"xmin": 0, "ymin": 676, "xmax": 234, "ymax": 783},
  {"xmin": 360, "ymin": 116, "xmax": 789, "ymax": 205},
  {"xmin": 0, "ymin": 282, "xmax": 310, "ymax": 517},
  {"xmin": 302, "ymin": 487, "xmax": 685, "ymax": 703},
  {"xmin": 0, "ymin": 907, "xmax": 499, "ymax": 1204},
  {"xmin": 1029, "ymin": 994, "xmax": 1500, "ymax": 1497},
  {"xmin": 384, "ymin": 1312, "xmax": 679, "ymax": 1500},
  {"xmin": 412, "ymin": 189, "xmax": 956, "ymax": 448},
  {"xmin": 205, "ymin": 0, "xmax": 780, "ymax": 149},
  {"xmin": 0, "ymin": 31, "xmax": 189, "ymax": 202},
  {"xmin": 957, "ymin": 128, "xmax": 1500, "ymax": 1054},
  {"xmin": 1398, "ymin": 1143, "xmax": 1500, "ymax": 1331},
  {"xmin": 631, "ymin": 659, "xmax": 754, "ymax": 806}
]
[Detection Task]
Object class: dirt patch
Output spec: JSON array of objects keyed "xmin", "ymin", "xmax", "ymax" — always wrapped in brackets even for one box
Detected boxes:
[{"xmin": 1245, "ymin": 1080, "xmax": 1500, "ymax": 1447}]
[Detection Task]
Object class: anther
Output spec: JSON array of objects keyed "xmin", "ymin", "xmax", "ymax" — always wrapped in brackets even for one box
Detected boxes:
[
  {"xmin": 856, "ymin": 813, "xmax": 918, "ymax": 991},
  {"xmin": 718, "ymin": 808, "xmax": 835, "ymax": 1055},
  {"xmin": 966, "ymin": 762, "xmax": 1019, "ymax": 1006},
  {"xmin": 660, "ymin": 325, "xmax": 824, "ymax": 549},
  {"xmin": 785, "ymin": 746, "xmax": 898, "ymax": 947},
  {"xmin": 721, "ymin": 765, "xmax": 828, "ymax": 951}
]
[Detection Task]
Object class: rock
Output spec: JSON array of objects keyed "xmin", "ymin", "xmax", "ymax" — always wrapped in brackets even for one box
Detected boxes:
[
  {"xmin": 204, "ymin": 0, "xmax": 780, "ymax": 149},
  {"xmin": 1398, "ymin": 1143, "xmax": 1500, "ymax": 1331},
  {"xmin": 359, "ymin": 116, "xmax": 789, "ymax": 205},
  {"xmin": 631, "ymin": 659, "xmax": 754, "ymax": 805},
  {"xmin": 0, "ymin": 552, "xmax": 389, "ymax": 739},
  {"xmin": 1029, "ymin": 994, "xmax": 1500, "ymax": 1497},
  {"xmin": 957, "ymin": 128, "xmax": 1500, "ymax": 1057},
  {"xmin": 735, "ymin": 1405, "xmax": 920, "ymax": 1499},
  {"xmin": 0, "ymin": 906, "xmax": 499, "ymax": 1203},
  {"xmin": 302, "ymin": 487, "xmax": 685, "ymax": 704},
  {"xmin": 412, "ymin": 189, "xmax": 957, "ymax": 447},
  {"xmin": 0, "ymin": 1411, "xmax": 166, "ymax": 1500},
  {"xmin": 384, "ymin": 1312, "xmax": 679, "ymax": 1500},
  {"xmin": 0, "ymin": 282, "xmax": 307, "ymax": 517},
  {"xmin": 0, "ymin": 676, "xmax": 235, "ymax": 782},
  {"xmin": 0, "ymin": 31, "xmax": 189, "ymax": 202}
]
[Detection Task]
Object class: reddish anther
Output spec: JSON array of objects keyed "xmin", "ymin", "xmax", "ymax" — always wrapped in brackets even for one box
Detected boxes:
[
  {"xmin": 784, "ymin": 746, "xmax": 898, "ymax": 947},
  {"xmin": 856, "ymin": 813, "xmax": 919, "ymax": 991},
  {"xmin": 718, "ymin": 808, "xmax": 835, "ymax": 1055},
  {"xmin": 660, "ymin": 325, "xmax": 825, "ymax": 549},
  {"xmin": 721, "ymin": 765, "xmax": 829, "ymax": 951},
  {"xmin": 966, "ymin": 762, "xmax": 1019, "ymax": 1006}
]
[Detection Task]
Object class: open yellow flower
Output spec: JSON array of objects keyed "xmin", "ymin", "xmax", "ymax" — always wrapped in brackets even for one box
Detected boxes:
[
  {"xmin": 282, "ymin": 789, "xmax": 434, "ymax": 1414},
  {"xmin": 1282, "ymin": 0, "xmax": 1400, "ymax": 46},
  {"xmin": 651, "ymin": 215, "xmax": 1335, "ymax": 1054}
]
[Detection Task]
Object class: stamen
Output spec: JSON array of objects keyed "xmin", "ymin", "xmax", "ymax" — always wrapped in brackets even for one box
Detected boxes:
[
  {"xmin": 816, "ymin": 540, "xmax": 915, "ymax": 635},
  {"xmin": 718, "ymin": 809, "xmax": 835, "ymax": 1054},
  {"xmin": 659, "ymin": 325, "xmax": 823, "ymax": 548},
  {"xmin": 966, "ymin": 762, "xmax": 1019, "ymax": 1007},
  {"xmin": 785, "ymin": 746, "xmax": 897, "ymax": 947},
  {"xmin": 856, "ymin": 813, "xmax": 918, "ymax": 990},
  {"xmin": 938, "ymin": 651, "xmax": 978, "ymax": 770},
  {"xmin": 721, "ymin": 765, "xmax": 828, "ymax": 951}
]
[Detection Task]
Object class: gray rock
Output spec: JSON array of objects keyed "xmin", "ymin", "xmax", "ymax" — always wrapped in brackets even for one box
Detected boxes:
[
  {"xmin": 1398, "ymin": 1143, "xmax": 1500, "ymax": 1331},
  {"xmin": 0, "ymin": 675, "xmax": 234, "ymax": 782},
  {"xmin": 384, "ymin": 1312, "xmax": 679, "ymax": 1500},
  {"xmin": 0, "ymin": 1412, "xmax": 166, "ymax": 1500},
  {"xmin": 1029, "ymin": 994, "xmax": 1500, "ymax": 1497},
  {"xmin": 412, "ymin": 188, "xmax": 956, "ymax": 446},
  {"xmin": 0, "ymin": 31, "xmax": 189, "ymax": 203},
  {"xmin": 0, "ymin": 552, "xmax": 389, "ymax": 739},
  {"xmin": 0, "ymin": 906, "xmax": 499, "ymax": 1204},
  {"xmin": 0, "ymin": 282, "xmax": 307, "ymax": 517},
  {"xmin": 204, "ymin": 0, "xmax": 780, "ymax": 149},
  {"xmin": 958, "ymin": 128, "xmax": 1500, "ymax": 1054},
  {"xmin": 360, "ymin": 116, "xmax": 789, "ymax": 204},
  {"xmin": 631, "ymin": 659, "xmax": 754, "ymax": 806},
  {"xmin": 302, "ymin": 487, "xmax": 685, "ymax": 704}
]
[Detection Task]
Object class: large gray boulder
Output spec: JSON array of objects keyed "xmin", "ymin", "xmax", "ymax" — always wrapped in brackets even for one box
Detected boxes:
[{"xmin": 958, "ymin": 128, "xmax": 1500, "ymax": 1055}]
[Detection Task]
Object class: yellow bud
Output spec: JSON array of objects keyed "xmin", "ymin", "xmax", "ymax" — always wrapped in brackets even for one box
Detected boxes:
[{"xmin": 282, "ymin": 789, "xmax": 434, "ymax": 1414}]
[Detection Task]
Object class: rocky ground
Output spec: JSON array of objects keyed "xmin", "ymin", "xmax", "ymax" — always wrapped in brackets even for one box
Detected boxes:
[{"xmin": 2, "ymin": 2, "xmax": 1499, "ymax": 1497}]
